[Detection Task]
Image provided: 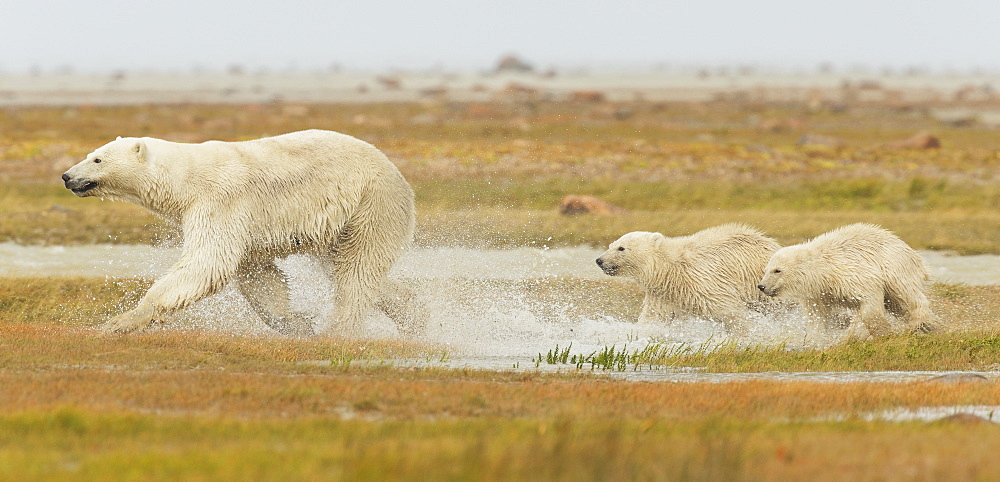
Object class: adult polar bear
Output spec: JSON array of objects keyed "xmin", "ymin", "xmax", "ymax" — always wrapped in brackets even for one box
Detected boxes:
[{"xmin": 61, "ymin": 129, "xmax": 420, "ymax": 337}]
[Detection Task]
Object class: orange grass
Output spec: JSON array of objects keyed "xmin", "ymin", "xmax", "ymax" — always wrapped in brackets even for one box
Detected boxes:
[
  {"xmin": 0, "ymin": 323, "xmax": 997, "ymax": 421},
  {"xmin": 0, "ymin": 410, "xmax": 998, "ymax": 480}
]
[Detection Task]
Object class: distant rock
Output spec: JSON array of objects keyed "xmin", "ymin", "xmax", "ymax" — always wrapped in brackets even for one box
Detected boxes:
[
  {"xmin": 559, "ymin": 195, "xmax": 626, "ymax": 216},
  {"xmin": 418, "ymin": 86, "xmax": 448, "ymax": 98},
  {"xmin": 797, "ymin": 133, "xmax": 846, "ymax": 148},
  {"xmin": 495, "ymin": 55, "xmax": 534, "ymax": 73},
  {"xmin": 569, "ymin": 90, "xmax": 606, "ymax": 103},
  {"xmin": 884, "ymin": 131, "xmax": 941, "ymax": 149},
  {"xmin": 376, "ymin": 76, "xmax": 402, "ymax": 90}
]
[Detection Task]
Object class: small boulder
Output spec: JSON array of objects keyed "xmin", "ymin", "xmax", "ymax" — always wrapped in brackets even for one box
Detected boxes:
[
  {"xmin": 885, "ymin": 131, "xmax": 941, "ymax": 149},
  {"xmin": 570, "ymin": 90, "xmax": 606, "ymax": 103},
  {"xmin": 559, "ymin": 195, "xmax": 626, "ymax": 216},
  {"xmin": 495, "ymin": 55, "xmax": 534, "ymax": 73}
]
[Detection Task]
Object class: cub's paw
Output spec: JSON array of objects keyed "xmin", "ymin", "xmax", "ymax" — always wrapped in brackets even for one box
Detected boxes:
[{"xmin": 103, "ymin": 304, "xmax": 156, "ymax": 334}]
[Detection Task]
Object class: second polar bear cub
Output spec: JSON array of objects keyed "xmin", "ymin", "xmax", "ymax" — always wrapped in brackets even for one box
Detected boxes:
[
  {"xmin": 757, "ymin": 223, "xmax": 934, "ymax": 338},
  {"xmin": 596, "ymin": 224, "xmax": 781, "ymax": 332}
]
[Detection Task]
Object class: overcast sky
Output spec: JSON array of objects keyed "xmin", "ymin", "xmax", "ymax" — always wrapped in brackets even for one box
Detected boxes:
[{"xmin": 3, "ymin": 0, "xmax": 999, "ymax": 72}]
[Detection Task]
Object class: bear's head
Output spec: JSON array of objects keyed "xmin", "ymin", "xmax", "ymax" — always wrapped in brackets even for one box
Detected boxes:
[
  {"xmin": 61, "ymin": 137, "xmax": 148, "ymax": 199},
  {"xmin": 596, "ymin": 231, "xmax": 664, "ymax": 278},
  {"xmin": 757, "ymin": 244, "xmax": 810, "ymax": 297}
]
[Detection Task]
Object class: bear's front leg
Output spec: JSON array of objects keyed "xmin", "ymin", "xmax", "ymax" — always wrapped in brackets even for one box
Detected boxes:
[
  {"xmin": 103, "ymin": 301, "xmax": 157, "ymax": 333},
  {"xmin": 104, "ymin": 228, "xmax": 244, "ymax": 334},
  {"xmin": 638, "ymin": 295, "xmax": 676, "ymax": 325}
]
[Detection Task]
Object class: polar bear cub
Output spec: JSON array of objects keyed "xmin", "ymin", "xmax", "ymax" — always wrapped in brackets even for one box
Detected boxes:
[
  {"xmin": 596, "ymin": 223, "xmax": 781, "ymax": 332},
  {"xmin": 757, "ymin": 223, "xmax": 934, "ymax": 339}
]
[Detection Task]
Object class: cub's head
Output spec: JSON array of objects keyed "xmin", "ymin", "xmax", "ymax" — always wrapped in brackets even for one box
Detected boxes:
[
  {"xmin": 61, "ymin": 137, "xmax": 148, "ymax": 198},
  {"xmin": 595, "ymin": 231, "xmax": 664, "ymax": 277},
  {"xmin": 757, "ymin": 245, "xmax": 808, "ymax": 297}
]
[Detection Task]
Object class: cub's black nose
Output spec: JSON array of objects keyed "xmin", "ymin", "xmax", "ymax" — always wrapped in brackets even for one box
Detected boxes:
[
  {"xmin": 596, "ymin": 258, "xmax": 604, "ymax": 267},
  {"xmin": 61, "ymin": 173, "xmax": 71, "ymax": 182},
  {"xmin": 757, "ymin": 284, "xmax": 766, "ymax": 292}
]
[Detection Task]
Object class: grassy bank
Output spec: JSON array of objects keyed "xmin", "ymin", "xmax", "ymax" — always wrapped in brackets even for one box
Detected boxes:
[
  {"xmin": 1, "ymin": 102, "xmax": 999, "ymax": 252},
  {"xmin": 4, "ymin": 181, "xmax": 1000, "ymax": 253}
]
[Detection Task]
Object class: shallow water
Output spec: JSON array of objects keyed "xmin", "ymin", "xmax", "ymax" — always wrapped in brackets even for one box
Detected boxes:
[
  {"xmin": 3, "ymin": 242, "xmax": 998, "ymax": 372},
  {"xmin": 3, "ymin": 243, "xmax": 997, "ymax": 285}
]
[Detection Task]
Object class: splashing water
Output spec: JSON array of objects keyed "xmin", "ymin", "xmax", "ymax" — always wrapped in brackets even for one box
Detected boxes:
[{"xmin": 1, "ymin": 242, "xmax": 995, "ymax": 360}]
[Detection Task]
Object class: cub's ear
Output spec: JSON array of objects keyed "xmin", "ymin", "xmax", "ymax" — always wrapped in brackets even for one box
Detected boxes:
[
  {"xmin": 116, "ymin": 136, "xmax": 122, "ymax": 140},
  {"xmin": 133, "ymin": 140, "xmax": 146, "ymax": 161}
]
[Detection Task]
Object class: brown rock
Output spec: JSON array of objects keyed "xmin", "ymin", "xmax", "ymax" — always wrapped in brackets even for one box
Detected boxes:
[
  {"xmin": 570, "ymin": 90, "xmax": 606, "ymax": 103},
  {"xmin": 376, "ymin": 76, "xmax": 401, "ymax": 90},
  {"xmin": 495, "ymin": 55, "xmax": 534, "ymax": 73},
  {"xmin": 885, "ymin": 131, "xmax": 941, "ymax": 149},
  {"xmin": 559, "ymin": 195, "xmax": 626, "ymax": 216}
]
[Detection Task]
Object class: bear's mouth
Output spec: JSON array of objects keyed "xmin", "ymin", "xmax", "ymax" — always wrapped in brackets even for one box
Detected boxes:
[
  {"xmin": 758, "ymin": 285, "xmax": 778, "ymax": 297},
  {"xmin": 67, "ymin": 179, "xmax": 99, "ymax": 196},
  {"xmin": 600, "ymin": 264, "xmax": 619, "ymax": 276}
]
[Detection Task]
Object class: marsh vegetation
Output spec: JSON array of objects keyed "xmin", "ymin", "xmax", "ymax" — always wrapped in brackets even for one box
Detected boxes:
[{"xmin": 2, "ymin": 97, "xmax": 1000, "ymax": 478}]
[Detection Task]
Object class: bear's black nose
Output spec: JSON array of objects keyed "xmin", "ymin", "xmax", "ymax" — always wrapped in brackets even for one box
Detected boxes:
[
  {"xmin": 61, "ymin": 173, "xmax": 71, "ymax": 182},
  {"xmin": 757, "ymin": 284, "xmax": 766, "ymax": 292},
  {"xmin": 596, "ymin": 258, "xmax": 604, "ymax": 267}
]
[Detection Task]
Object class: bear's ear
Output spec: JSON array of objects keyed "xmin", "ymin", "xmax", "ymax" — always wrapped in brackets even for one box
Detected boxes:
[
  {"xmin": 133, "ymin": 140, "xmax": 146, "ymax": 162},
  {"xmin": 116, "ymin": 136, "xmax": 122, "ymax": 140}
]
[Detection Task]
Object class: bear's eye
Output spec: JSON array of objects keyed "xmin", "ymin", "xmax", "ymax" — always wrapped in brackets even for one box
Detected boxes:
[
  {"xmin": 617, "ymin": 246, "xmax": 625, "ymax": 251},
  {"xmin": 773, "ymin": 269, "xmax": 781, "ymax": 273},
  {"xmin": 93, "ymin": 158, "xmax": 102, "ymax": 163}
]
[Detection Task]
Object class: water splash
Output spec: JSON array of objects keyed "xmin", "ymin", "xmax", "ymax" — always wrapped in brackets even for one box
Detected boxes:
[{"xmin": 3, "ymin": 242, "xmax": 983, "ymax": 356}]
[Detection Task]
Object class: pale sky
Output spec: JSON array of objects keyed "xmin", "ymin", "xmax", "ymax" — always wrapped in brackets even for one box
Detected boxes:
[{"xmin": 3, "ymin": 0, "xmax": 999, "ymax": 72}]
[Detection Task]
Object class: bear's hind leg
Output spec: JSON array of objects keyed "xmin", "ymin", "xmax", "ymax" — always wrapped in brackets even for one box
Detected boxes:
[
  {"xmin": 377, "ymin": 279, "xmax": 427, "ymax": 336},
  {"xmin": 855, "ymin": 296, "xmax": 893, "ymax": 338},
  {"xmin": 236, "ymin": 260, "xmax": 314, "ymax": 337},
  {"xmin": 324, "ymin": 259, "xmax": 380, "ymax": 338},
  {"xmin": 886, "ymin": 283, "xmax": 936, "ymax": 334}
]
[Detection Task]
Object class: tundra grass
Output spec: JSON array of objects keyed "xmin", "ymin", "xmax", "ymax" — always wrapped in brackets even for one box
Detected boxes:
[
  {"xmin": 3, "ymin": 410, "xmax": 1000, "ymax": 480},
  {"xmin": 2, "ymin": 276, "xmax": 1000, "ymax": 478},
  {"xmin": 4, "ymin": 181, "xmax": 1000, "ymax": 253},
  {"xmin": 3, "ymin": 102, "xmax": 1000, "ymax": 252}
]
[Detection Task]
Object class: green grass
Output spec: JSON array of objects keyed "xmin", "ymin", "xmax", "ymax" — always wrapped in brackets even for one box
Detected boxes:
[
  {"xmin": 8, "ymin": 181, "xmax": 999, "ymax": 253},
  {"xmin": 539, "ymin": 332, "xmax": 1000, "ymax": 373}
]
